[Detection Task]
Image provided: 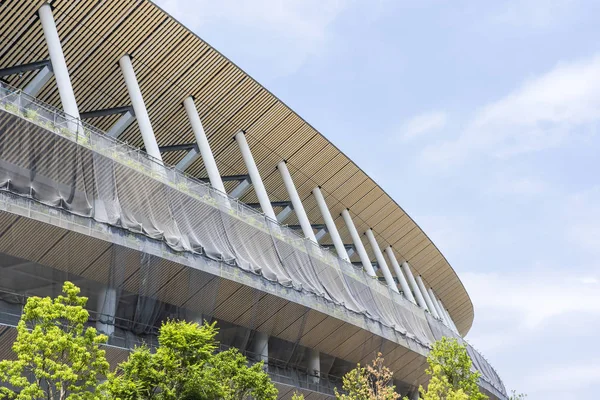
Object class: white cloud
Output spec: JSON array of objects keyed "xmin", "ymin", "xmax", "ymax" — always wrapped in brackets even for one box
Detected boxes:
[
  {"xmin": 565, "ymin": 186, "xmax": 600, "ymax": 255},
  {"xmin": 492, "ymin": 0, "xmax": 580, "ymax": 29},
  {"xmin": 463, "ymin": 268, "xmax": 600, "ymax": 332},
  {"xmin": 155, "ymin": 0, "xmax": 346, "ymax": 78},
  {"xmin": 421, "ymin": 55, "xmax": 600, "ymax": 166},
  {"xmin": 528, "ymin": 363, "xmax": 600, "ymax": 393},
  {"xmin": 485, "ymin": 175, "xmax": 549, "ymax": 197},
  {"xmin": 399, "ymin": 111, "xmax": 447, "ymax": 141}
]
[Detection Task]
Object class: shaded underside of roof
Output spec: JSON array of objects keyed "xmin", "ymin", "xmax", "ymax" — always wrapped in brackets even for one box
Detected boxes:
[{"xmin": 0, "ymin": 0, "xmax": 474, "ymax": 334}]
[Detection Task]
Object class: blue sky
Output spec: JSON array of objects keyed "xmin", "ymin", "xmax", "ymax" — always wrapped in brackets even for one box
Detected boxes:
[{"xmin": 155, "ymin": 1, "xmax": 600, "ymax": 398}]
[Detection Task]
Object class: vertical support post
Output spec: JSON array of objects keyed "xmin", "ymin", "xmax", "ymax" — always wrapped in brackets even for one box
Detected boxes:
[
  {"xmin": 385, "ymin": 247, "xmax": 416, "ymax": 304},
  {"xmin": 278, "ymin": 161, "xmax": 317, "ymax": 243},
  {"xmin": 438, "ymin": 298, "xmax": 459, "ymax": 333},
  {"xmin": 252, "ymin": 331, "xmax": 269, "ymax": 366},
  {"xmin": 416, "ymin": 275, "xmax": 440, "ymax": 318},
  {"xmin": 183, "ymin": 96, "xmax": 226, "ymax": 193},
  {"xmin": 39, "ymin": 3, "xmax": 80, "ymax": 128},
  {"xmin": 312, "ymin": 187, "xmax": 349, "ymax": 261},
  {"xmin": 365, "ymin": 229, "xmax": 398, "ymax": 293},
  {"xmin": 341, "ymin": 209, "xmax": 376, "ymax": 277},
  {"xmin": 402, "ymin": 261, "xmax": 428, "ymax": 311},
  {"xmin": 428, "ymin": 287, "xmax": 447, "ymax": 324},
  {"xmin": 118, "ymin": 55, "xmax": 163, "ymax": 164},
  {"xmin": 96, "ymin": 287, "xmax": 117, "ymax": 336},
  {"xmin": 235, "ymin": 131, "xmax": 277, "ymax": 221},
  {"xmin": 308, "ymin": 348, "xmax": 320, "ymax": 384}
]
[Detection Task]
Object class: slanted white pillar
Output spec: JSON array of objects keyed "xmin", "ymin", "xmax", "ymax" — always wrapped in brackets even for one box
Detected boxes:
[
  {"xmin": 23, "ymin": 65, "xmax": 53, "ymax": 96},
  {"xmin": 385, "ymin": 247, "xmax": 416, "ymax": 304},
  {"xmin": 252, "ymin": 331, "xmax": 269, "ymax": 365},
  {"xmin": 183, "ymin": 96, "xmax": 225, "ymax": 193},
  {"xmin": 39, "ymin": 4, "xmax": 80, "ymax": 127},
  {"xmin": 402, "ymin": 261, "xmax": 428, "ymax": 311},
  {"xmin": 312, "ymin": 187, "xmax": 349, "ymax": 261},
  {"xmin": 365, "ymin": 229, "xmax": 399, "ymax": 293},
  {"xmin": 416, "ymin": 275, "xmax": 440, "ymax": 318},
  {"xmin": 235, "ymin": 131, "xmax": 277, "ymax": 221},
  {"xmin": 118, "ymin": 55, "xmax": 163, "ymax": 164},
  {"xmin": 428, "ymin": 287, "xmax": 447, "ymax": 324},
  {"xmin": 308, "ymin": 348, "xmax": 320, "ymax": 384},
  {"xmin": 278, "ymin": 161, "xmax": 317, "ymax": 243},
  {"xmin": 439, "ymin": 299, "xmax": 459, "ymax": 333},
  {"xmin": 341, "ymin": 209, "xmax": 376, "ymax": 277},
  {"xmin": 96, "ymin": 287, "xmax": 117, "ymax": 336}
]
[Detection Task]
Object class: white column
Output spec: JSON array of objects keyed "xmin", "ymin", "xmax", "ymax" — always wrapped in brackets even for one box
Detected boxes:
[
  {"xmin": 96, "ymin": 287, "xmax": 117, "ymax": 336},
  {"xmin": 341, "ymin": 209, "xmax": 376, "ymax": 277},
  {"xmin": 183, "ymin": 96, "xmax": 226, "ymax": 193},
  {"xmin": 416, "ymin": 275, "xmax": 440, "ymax": 318},
  {"xmin": 385, "ymin": 247, "xmax": 416, "ymax": 304},
  {"xmin": 402, "ymin": 261, "xmax": 428, "ymax": 311},
  {"xmin": 253, "ymin": 331, "xmax": 269, "ymax": 365},
  {"xmin": 118, "ymin": 55, "xmax": 163, "ymax": 164},
  {"xmin": 23, "ymin": 65, "xmax": 53, "ymax": 96},
  {"xmin": 235, "ymin": 131, "xmax": 277, "ymax": 221},
  {"xmin": 428, "ymin": 287, "xmax": 447, "ymax": 324},
  {"xmin": 365, "ymin": 229, "xmax": 399, "ymax": 293},
  {"xmin": 278, "ymin": 161, "xmax": 317, "ymax": 243},
  {"xmin": 439, "ymin": 299, "xmax": 459, "ymax": 333},
  {"xmin": 39, "ymin": 4, "xmax": 80, "ymax": 127},
  {"xmin": 312, "ymin": 187, "xmax": 349, "ymax": 261},
  {"xmin": 308, "ymin": 348, "xmax": 320, "ymax": 384}
]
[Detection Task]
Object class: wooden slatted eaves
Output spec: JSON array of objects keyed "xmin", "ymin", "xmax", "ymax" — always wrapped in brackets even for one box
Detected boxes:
[{"xmin": 0, "ymin": 0, "xmax": 474, "ymax": 335}]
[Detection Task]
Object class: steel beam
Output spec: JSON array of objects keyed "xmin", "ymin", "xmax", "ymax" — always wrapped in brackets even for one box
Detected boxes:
[
  {"xmin": 80, "ymin": 105, "xmax": 133, "ymax": 119},
  {"xmin": 0, "ymin": 60, "xmax": 50, "ymax": 77}
]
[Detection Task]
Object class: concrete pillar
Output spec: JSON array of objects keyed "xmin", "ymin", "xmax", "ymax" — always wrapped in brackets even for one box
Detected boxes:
[
  {"xmin": 183, "ymin": 96, "xmax": 226, "ymax": 193},
  {"xmin": 385, "ymin": 247, "xmax": 416, "ymax": 304},
  {"xmin": 416, "ymin": 276, "xmax": 440, "ymax": 318},
  {"xmin": 23, "ymin": 65, "xmax": 53, "ymax": 96},
  {"xmin": 235, "ymin": 131, "xmax": 277, "ymax": 221},
  {"xmin": 278, "ymin": 161, "xmax": 317, "ymax": 243},
  {"xmin": 308, "ymin": 348, "xmax": 320, "ymax": 384},
  {"xmin": 341, "ymin": 209, "xmax": 376, "ymax": 277},
  {"xmin": 39, "ymin": 3, "xmax": 80, "ymax": 129},
  {"xmin": 312, "ymin": 187, "xmax": 349, "ymax": 261},
  {"xmin": 365, "ymin": 229, "xmax": 399, "ymax": 293},
  {"xmin": 402, "ymin": 261, "xmax": 428, "ymax": 311},
  {"xmin": 118, "ymin": 55, "xmax": 163, "ymax": 164},
  {"xmin": 96, "ymin": 287, "xmax": 117, "ymax": 336},
  {"xmin": 428, "ymin": 287, "xmax": 447, "ymax": 324},
  {"xmin": 439, "ymin": 299, "xmax": 459, "ymax": 333},
  {"xmin": 252, "ymin": 331, "xmax": 269, "ymax": 365}
]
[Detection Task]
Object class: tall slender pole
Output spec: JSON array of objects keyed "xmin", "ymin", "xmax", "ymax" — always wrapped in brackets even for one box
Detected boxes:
[
  {"xmin": 278, "ymin": 161, "xmax": 316, "ymax": 243},
  {"xmin": 39, "ymin": 3, "xmax": 80, "ymax": 129},
  {"xmin": 183, "ymin": 96, "xmax": 226, "ymax": 193},
  {"xmin": 341, "ymin": 209, "xmax": 375, "ymax": 276},
  {"xmin": 385, "ymin": 247, "xmax": 416, "ymax": 304},
  {"xmin": 365, "ymin": 229, "xmax": 399, "ymax": 293},
  {"xmin": 428, "ymin": 287, "xmax": 447, "ymax": 324},
  {"xmin": 119, "ymin": 55, "xmax": 163, "ymax": 164},
  {"xmin": 416, "ymin": 275, "xmax": 440, "ymax": 318},
  {"xmin": 312, "ymin": 187, "xmax": 349, "ymax": 261},
  {"xmin": 402, "ymin": 261, "xmax": 428, "ymax": 311},
  {"xmin": 235, "ymin": 131, "xmax": 277, "ymax": 221}
]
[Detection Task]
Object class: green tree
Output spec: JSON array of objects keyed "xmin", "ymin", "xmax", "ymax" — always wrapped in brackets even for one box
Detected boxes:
[
  {"xmin": 335, "ymin": 353, "xmax": 400, "ymax": 400},
  {"xmin": 508, "ymin": 390, "xmax": 526, "ymax": 400},
  {"xmin": 0, "ymin": 281, "xmax": 109, "ymax": 400},
  {"xmin": 414, "ymin": 337, "xmax": 487, "ymax": 400},
  {"xmin": 105, "ymin": 320, "xmax": 277, "ymax": 400}
]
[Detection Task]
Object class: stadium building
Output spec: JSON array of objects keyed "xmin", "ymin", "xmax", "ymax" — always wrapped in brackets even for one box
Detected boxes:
[{"xmin": 0, "ymin": 1, "xmax": 506, "ymax": 399}]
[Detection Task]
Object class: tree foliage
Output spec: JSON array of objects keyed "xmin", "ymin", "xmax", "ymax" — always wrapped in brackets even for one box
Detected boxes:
[
  {"xmin": 0, "ymin": 282, "xmax": 109, "ymax": 400},
  {"xmin": 415, "ymin": 337, "xmax": 487, "ymax": 400},
  {"xmin": 105, "ymin": 319, "xmax": 277, "ymax": 400},
  {"xmin": 335, "ymin": 353, "xmax": 400, "ymax": 400}
]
